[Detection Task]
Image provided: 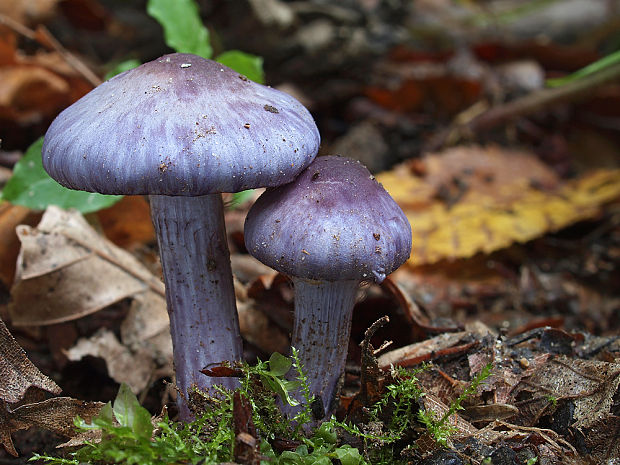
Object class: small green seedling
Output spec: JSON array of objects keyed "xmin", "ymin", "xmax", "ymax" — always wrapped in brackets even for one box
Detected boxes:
[{"xmin": 32, "ymin": 353, "xmax": 493, "ymax": 465}]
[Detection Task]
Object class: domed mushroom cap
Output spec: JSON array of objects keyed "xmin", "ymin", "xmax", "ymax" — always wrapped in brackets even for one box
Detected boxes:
[
  {"xmin": 244, "ymin": 156, "xmax": 412, "ymax": 282},
  {"xmin": 42, "ymin": 53, "xmax": 320, "ymax": 195}
]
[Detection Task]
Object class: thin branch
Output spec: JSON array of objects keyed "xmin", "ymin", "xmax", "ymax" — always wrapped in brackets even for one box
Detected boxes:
[
  {"xmin": 425, "ymin": 61, "xmax": 620, "ymax": 152},
  {"xmin": 0, "ymin": 14, "xmax": 102, "ymax": 87}
]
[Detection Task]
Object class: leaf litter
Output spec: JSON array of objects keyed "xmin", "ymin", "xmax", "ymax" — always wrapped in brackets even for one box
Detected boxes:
[{"xmin": 0, "ymin": 316, "xmax": 103, "ymax": 457}]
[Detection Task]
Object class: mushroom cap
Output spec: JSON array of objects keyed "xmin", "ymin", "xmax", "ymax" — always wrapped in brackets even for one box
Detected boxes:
[
  {"xmin": 244, "ymin": 156, "xmax": 412, "ymax": 282},
  {"xmin": 42, "ymin": 53, "xmax": 320, "ymax": 195}
]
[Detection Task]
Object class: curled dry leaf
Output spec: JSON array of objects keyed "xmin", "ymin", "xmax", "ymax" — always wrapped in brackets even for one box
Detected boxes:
[
  {"xmin": 66, "ymin": 329, "xmax": 157, "ymax": 394},
  {"xmin": 0, "ymin": 317, "xmax": 61, "ymax": 404},
  {"xmin": 1, "ymin": 396, "xmax": 103, "ymax": 457},
  {"xmin": 421, "ymin": 392, "xmax": 478, "ymax": 439},
  {"xmin": 377, "ymin": 146, "xmax": 620, "ymax": 265},
  {"xmin": 9, "ymin": 205, "xmax": 165, "ymax": 326}
]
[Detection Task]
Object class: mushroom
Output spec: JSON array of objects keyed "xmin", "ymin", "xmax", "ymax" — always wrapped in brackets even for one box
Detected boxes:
[
  {"xmin": 244, "ymin": 156, "xmax": 411, "ymax": 421},
  {"xmin": 42, "ymin": 53, "xmax": 320, "ymax": 420}
]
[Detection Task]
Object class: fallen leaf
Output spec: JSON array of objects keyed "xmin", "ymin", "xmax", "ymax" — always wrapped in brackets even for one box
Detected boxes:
[
  {"xmin": 474, "ymin": 420, "xmax": 577, "ymax": 461},
  {"xmin": 421, "ymin": 392, "xmax": 478, "ymax": 439},
  {"xmin": 581, "ymin": 414, "xmax": 620, "ymax": 463},
  {"xmin": 0, "ymin": 0, "xmax": 59, "ymax": 24},
  {"xmin": 233, "ymin": 391, "xmax": 259, "ymax": 465},
  {"xmin": 513, "ymin": 356, "xmax": 620, "ymax": 429},
  {"xmin": 237, "ymin": 300, "xmax": 289, "ymax": 356},
  {"xmin": 120, "ymin": 290, "xmax": 170, "ymax": 346},
  {"xmin": 67, "ymin": 290, "xmax": 174, "ymax": 392},
  {"xmin": 0, "ymin": 317, "xmax": 61, "ymax": 403},
  {"xmin": 66, "ymin": 329, "xmax": 156, "ymax": 394},
  {"xmin": 377, "ymin": 146, "xmax": 620, "ymax": 265},
  {"xmin": 97, "ymin": 195, "xmax": 155, "ymax": 248},
  {"xmin": 9, "ymin": 206, "xmax": 165, "ymax": 325},
  {"xmin": 0, "ymin": 396, "xmax": 102, "ymax": 457},
  {"xmin": 0, "ymin": 65, "xmax": 69, "ymax": 124},
  {"xmin": 0, "ymin": 202, "xmax": 41, "ymax": 286}
]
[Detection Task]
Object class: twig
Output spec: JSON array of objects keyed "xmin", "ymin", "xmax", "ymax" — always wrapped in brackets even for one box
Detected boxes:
[
  {"xmin": 425, "ymin": 61, "xmax": 620, "ymax": 152},
  {"xmin": 0, "ymin": 14, "xmax": 102, "ymax": 87}
]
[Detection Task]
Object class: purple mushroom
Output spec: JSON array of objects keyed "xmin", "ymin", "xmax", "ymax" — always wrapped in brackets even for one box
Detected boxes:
[
  {"xmin": 42, "ymin": 53, "xmax": 320, "ymax": 420},
  {"xmin": 244, "ymin": 156, "xmax": 412, "ymax": 421}
]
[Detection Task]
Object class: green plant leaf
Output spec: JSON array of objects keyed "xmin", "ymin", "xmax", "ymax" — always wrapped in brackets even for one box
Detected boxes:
[
  {"xmin": 308, "ymin": 455, "xmax": 331, "ymax": 465},
  {"xmin": 227, "ymin": 189, "xmax": 255, "ymax": 210},
  {"xmin": 268, "ymin": 352, "xmax": 293, "ymax": 377},
  {"xmin": 0, "ymin": 138, "xmax": 122, "ymax": 213},
  {"xmin": 313, "ymin": 422, "xmax": 337, "ymax": 445},
  {"xmin": 261, "ymin": 375, "xmax": 300, "ymax": 407},
  {"xmin": 97, "ymin": 402, "xmax": 115, "ymax": 425},
  {"xmin": 280, "ymin": 450, "xmax": 304, "ymax": 464},
  {"xmin": 147, "ymin": 0, "xmax": 212, "ymax": 58},
  {"xmin": 216, "ymin": 50, "xmax": 265, "ymax": 84},
  {"xmin": 112, "ymin": 383, "xmax": 153, "ymax": 439},
  {"xmin": 334, "ymin": 446, "xmax": 363, "ymax": 465}
]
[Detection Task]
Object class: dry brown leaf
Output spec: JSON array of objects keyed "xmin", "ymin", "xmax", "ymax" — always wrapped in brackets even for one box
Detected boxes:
[
  {"xmin": 1, "ymin": 397, "xmax": 102, "ymax": 457},
  {"xmin": 7, "ymin": 206, "xmax": 174, "ymax": 390},
  {"xmin": 97, "ymin": 195, "xmax": 155, "ymax": 248},
  {"xmin": 237, "ymin": 300, "xmax": 289, "ymax": 355},
  {"xmin": 0, "ymin": 317, "xmax": 61, "ymax": 403},
  {"xmin": 9, "ymin": 206, "xmax": 165, "ymax": 325},
  {"xmin": 66, "ymin": 291, "xmax": 174, "ymax": 392},
  {"xmin": 474, "ymin": 420, "xmax": 577, "ymax": 459},
  {"xmin": 582, "ymin": 414, "xmax": 620, "ymax": 463},
  {"xmin": 0, "ymin": 202, "xmax": 41, "ymax": 286},
  {"xmin": 0, "ymin": 65, "xmax": 69, "ymax": 123},
  {"xmin": 513, "ymin": 356, "xmax": 620, "ymax": 429},
  {"xmin": 377, "ymin": 146, "xmax": 620, "ymax": 265},
  {"xmin": 66, "ymin": 329, "xmax": 157, "ymax": 393},
  {"xmin": 120, "ymin": 290, "xmax": 170, "ymax": 347},
  {"xmin": 0, "ymin": 0, "xmax": 59, "ymax": 24}
]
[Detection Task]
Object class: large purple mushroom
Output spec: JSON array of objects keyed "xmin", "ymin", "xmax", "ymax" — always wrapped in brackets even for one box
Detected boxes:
[
  {"xmin": 244, "ymin": 156, "xmax": 411, "ymax": 421},
  {"xmin": 42, "ymin": 53, "xmax": 320, "ymax": 420}
]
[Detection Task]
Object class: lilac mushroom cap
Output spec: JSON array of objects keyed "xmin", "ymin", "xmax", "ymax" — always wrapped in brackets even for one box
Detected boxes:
[
  {"xmin": 244, "ymin": 156, "xmax": 411, "ymax": 420},
  {"xmin": 42, "ymin": 53, "xmax": 320, "ymax": 421},
  {"xmin": 42, "ymin": 53, "xmax": 319, "ymax": 194},
  {"xmin": 244, "ymin": 156, "xmax": 412, "ymax": 283}
]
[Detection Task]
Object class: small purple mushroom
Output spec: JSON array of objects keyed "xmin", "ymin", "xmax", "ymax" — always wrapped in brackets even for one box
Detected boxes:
[
  {"xmin": 42, "ymin": 53, "xmax": 320, "ymax": 420},
  {"xmin": 244, "ymin": 156, "xmax": 412, "ymax": 421}
]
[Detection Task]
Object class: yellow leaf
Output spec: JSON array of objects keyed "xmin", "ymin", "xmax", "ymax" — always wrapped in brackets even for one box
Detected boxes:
[{"xmin": 377, "ymin": 146, "xmax": 620, "ymax": 266}]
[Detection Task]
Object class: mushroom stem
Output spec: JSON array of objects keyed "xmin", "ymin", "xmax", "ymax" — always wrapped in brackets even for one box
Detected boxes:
[
  {"xmin": 289, "ymin": 277, "xmax": 358, "ymax": 421},
  {"xmin": 150, "ymin": 194, "xmax": 242, "ymax": 421}
]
